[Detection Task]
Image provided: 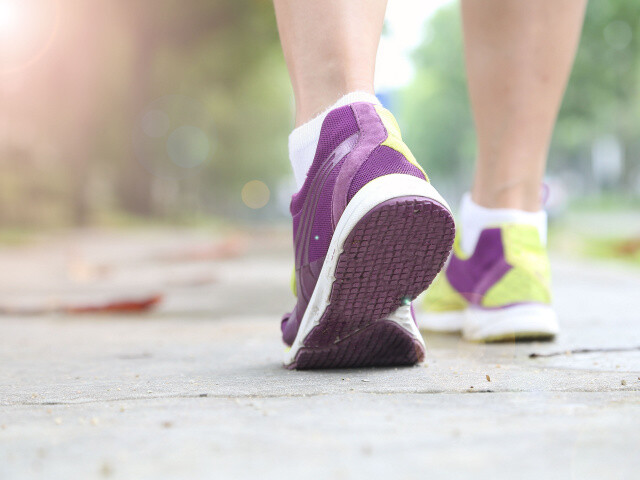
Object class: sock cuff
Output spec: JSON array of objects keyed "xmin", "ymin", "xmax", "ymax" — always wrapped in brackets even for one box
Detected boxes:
[
  {"xmin": 459, "ymin": 193, "xmax": 548, "ymax": 256},
  {"xmin": 289, "ymin": 91, "xmax": 380, "ymax": 188}
]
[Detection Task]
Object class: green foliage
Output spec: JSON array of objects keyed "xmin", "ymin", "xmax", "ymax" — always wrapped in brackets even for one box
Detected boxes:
[
  {"xmin": 156, "ymin": 3, "xmax": 292, "ymax": 216},
  {"xmin": 556, "ymin": 1, "xmax": 640, "ymax": 177},
  {"xmin": 399, "ymin": 6, "xmax": 475, "ymax": 183},
  {"xmin": 110, "ymin": 0, "xmax": 292, "ymax": 218},
  {"xmin": 401, "ymin": 1, "xmax": 640, "ymax": 194}
]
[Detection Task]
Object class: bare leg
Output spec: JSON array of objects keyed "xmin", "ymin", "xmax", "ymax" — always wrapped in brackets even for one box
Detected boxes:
[
  {"xmin": 273, "ymin": 0, "xmax": 387, "ymax": 126},
  {"xmin": 462, "ymin": 0, "xmax": 586, "ymax": 211}
]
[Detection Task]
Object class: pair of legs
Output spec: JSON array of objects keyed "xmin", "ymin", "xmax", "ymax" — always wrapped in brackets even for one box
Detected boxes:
[{"xmin": 274, "ymin": 0, "xmax": 586, "ymax": 212}]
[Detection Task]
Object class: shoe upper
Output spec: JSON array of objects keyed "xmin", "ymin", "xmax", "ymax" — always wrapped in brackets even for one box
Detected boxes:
[
  {"xmin": 282, "ymin": 102, "xmax": 429, "ymax": 345},
  {"xmin": 422, "ymin": 224, "xmax": 552, "ymax": 312}
]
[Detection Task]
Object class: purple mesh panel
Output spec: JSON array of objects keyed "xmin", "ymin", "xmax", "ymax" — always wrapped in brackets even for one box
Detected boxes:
[
  {"xmin": 331, "ymin": 103, "xmax": 387, "ymax": 227},
  {"xmin": 446, "ymin": 228, "xmax": 512, "ymax": 304},
  {"xmin": 281, "ymin": 307, "xmax": 298, "ymax": 346},
  {"xmin": 292, "ymin": 210, "xmax": 301, "ymax": 245},
  {"xmin": 290, "ymin": 106, "xmax": 358, "ymax": 215},
  {"xmin": 294, "ymin": 133, "xmax": 358, "ymax": 267},
  {"xmin": 346, "ymin": 145, "xmax": 425, "ymax": 202},
  {"xmin": 308, "ymin": 157, "xmax": 346, "ymax": 263}
]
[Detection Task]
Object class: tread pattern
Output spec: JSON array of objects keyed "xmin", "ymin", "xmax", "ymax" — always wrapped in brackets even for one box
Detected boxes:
[
  {"xmin": 291, "ymin": 320, "xmax": 425, "ymax": 369},
  {"xmin": 291, "ymin": 196, "xmax": 455, "ymax": 370}
]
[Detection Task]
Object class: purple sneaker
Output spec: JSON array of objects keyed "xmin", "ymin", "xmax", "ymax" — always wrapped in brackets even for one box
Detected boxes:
[{"xmin": 282, "ymin": 102, "xmax": 455, "ymax": 369}]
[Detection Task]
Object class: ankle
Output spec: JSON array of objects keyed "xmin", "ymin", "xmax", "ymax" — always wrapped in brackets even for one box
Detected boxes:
[
  {"xmin": 289, "ymin": 92, "xmax": 380, "ymax": 188},
  {"xmin": 470, "ymin": 184, "xmax": 544, "ymax": 212},
  {"xmin": 459, "ymin": 193, "xmax": 547, "ymax": 256},
  {"xmin": 294, "ymin": 83, "xmax": 375, "ymax": 126}
]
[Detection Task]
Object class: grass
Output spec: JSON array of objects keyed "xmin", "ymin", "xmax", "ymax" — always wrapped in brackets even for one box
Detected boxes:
[
  {"xmin": 582, "ymin": 237, "xmax": 640, "ymax": 266},
  {"xmin": 547, "ymin": 194, "xmax": 640, "ymax": 267},
  {"xmin": 0, "ymin": 228, "xmax": 42, "ymax": 246},
  {"xmin": 549, "ymin": 219, "xmax": 640, "ymax": 268}
]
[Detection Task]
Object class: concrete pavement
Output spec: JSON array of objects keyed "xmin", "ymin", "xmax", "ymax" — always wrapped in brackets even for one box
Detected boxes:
[{"xmin": 1, "ymin": 228, "xmax": 639, "ymax": 479}]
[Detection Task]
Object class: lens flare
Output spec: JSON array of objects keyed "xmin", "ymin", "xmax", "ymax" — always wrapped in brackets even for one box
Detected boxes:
[
  {"xmin": 0, "ymin": 4, "xmax": 16, "ymax": 29},
  {"xmin": 133, "ymin": 95, "xmax": 217, "ymax": 179},
  {"xmin": 166, "ymin": 126, "xmax": 210, "ymax": 168},
  {"xmin": 241, "ymin": 181, "xmax": 270, "ymax": 209},
  {"xmin": 0, "ymin": 0, "xmax": 23, "ymax": 36},
  {"xmin": 0, "ymin": 0, "xmax": 59, "ymax": 74},
  {"xmin": 142, "ymin": 110, "xmax": 171, "ymax": 138}
]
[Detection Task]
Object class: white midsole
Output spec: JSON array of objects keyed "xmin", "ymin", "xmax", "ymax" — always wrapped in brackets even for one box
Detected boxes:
[
  {"xmin": 417, "ymin": 310, "xmax": 465, "ymax": 333},
  {"xmin": 386, "ymin": 304, "xmax": 425, "ymax": 347},
  {"xmin": 284, "ymin": 174, "xmax": 450, "ymax": 365},
  {"xmin": 462, "ymin": 303, "xmax": 559, "ymax": 341}
]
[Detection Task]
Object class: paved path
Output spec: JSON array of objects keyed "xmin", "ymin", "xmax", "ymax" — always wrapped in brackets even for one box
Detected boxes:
[{"xmin": 1, "ymin": 229, "xmax": 638, "ymax": 480}]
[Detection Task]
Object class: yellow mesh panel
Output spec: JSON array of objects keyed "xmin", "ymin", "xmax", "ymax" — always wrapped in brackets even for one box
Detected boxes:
[
  {"xmin": 374, "ymin": 105, "xmax": 429, "ymax": 181},
  {"xmin": 503, "ymin": 225, "xmax": 547, "ymax": 269},
  {"xmin": 422, "ymin": 271, "xmax": 468, "ymax": 313},
  {"xmin": 482, "ymin": 225, "xmax": 552, "ymax": 307},
  {"xmin": 451, "ymin": 234, "xmax": 469, "ymax": 260},
  {"xmin": 482, "ymin": 267, "xmax": 551, "ymax": 307}
]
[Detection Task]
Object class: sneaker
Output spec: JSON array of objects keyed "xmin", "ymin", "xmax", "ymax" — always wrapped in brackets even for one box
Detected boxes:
[
  {"xmin": 281, "ymin": 102, "xmax": 455, "ymax": 369},
  {"xmin": 418, "ymin": 224, "xmax": 559, "ymax": 342}
]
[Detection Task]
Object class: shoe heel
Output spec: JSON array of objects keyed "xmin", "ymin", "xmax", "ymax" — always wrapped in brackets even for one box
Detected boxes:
[{"xmin": 294, "ymin": 196, "xmax": 455, "ymax": 369}]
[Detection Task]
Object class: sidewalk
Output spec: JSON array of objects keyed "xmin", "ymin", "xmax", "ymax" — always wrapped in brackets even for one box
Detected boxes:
[{"xmin": 1, "ymin": 228, "xmax": 639, "ymax": 480}]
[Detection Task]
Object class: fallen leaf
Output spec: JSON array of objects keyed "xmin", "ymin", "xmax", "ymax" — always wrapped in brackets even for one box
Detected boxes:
[
  {"xmin": 0, "ymin": 294, "xmax": 162, "ymax": 316},
  {"xmin": 63, "ymin": 294, "xmax": 162, "ymax": 314},
  {"xmin": 615, "ymin": 238, "xmax": 640, "ymax": 257}
]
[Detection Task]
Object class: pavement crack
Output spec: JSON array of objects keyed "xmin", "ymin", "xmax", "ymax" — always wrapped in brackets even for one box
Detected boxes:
[
  {"xmin": 529, "ymin": 345, "xmax": 640, "ymax": 358},
  {"xmin": 1, "ymin": 391, "xmax": 338, "ymax": 407},
  {"xmin": 3, "ymin": 388, "xmax": 639, "ymax": 407}
]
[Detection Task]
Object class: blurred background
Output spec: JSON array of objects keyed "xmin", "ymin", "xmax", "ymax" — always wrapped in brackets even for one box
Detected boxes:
[
  {"xmin": 0, "ymin": 0, "xmax": 639, "ymax": 264},
  {"xmin": 2, "ymin": 4, "xmax": 639, "ymax": 476}
]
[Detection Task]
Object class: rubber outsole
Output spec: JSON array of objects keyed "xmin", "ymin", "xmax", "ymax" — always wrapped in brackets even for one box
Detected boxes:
[
  {"xmin": 289, "ymin": 196, "xmax": 455, "ymax": 370},
  {"xmin": 290, "ymin": 320, "xmax": 426, "ymax": 369},
  {"xmin": 476, "ymin": 332, "xmax": 556, "ymax": 343}
]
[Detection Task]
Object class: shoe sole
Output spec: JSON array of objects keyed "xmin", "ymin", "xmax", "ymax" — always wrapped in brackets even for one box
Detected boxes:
[
  {"xmin": 285, "ymin": 174, "xmax": 455, "ymax": 369},
  {"xmin": 462, "ymin": 304, "xmax": 559, "ymax": 342}
]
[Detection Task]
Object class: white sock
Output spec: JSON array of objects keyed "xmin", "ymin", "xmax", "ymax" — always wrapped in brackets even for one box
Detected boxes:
[
  {"xmin": 459, "ymin": 193, "xmax": 547, "ymax": 256},
  {"xmin": 289, "ymin": 91, "xmax": 381, "ymax": 189}
]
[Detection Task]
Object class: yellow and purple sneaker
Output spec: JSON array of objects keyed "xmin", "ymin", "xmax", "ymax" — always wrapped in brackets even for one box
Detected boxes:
[
  {"xmin": 281, "ymin": 102, "xmax": 455, "ymax": 369},
  {"xmin": 418, "ymin": 224, "xmax": 559, "ymax": 342}
]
